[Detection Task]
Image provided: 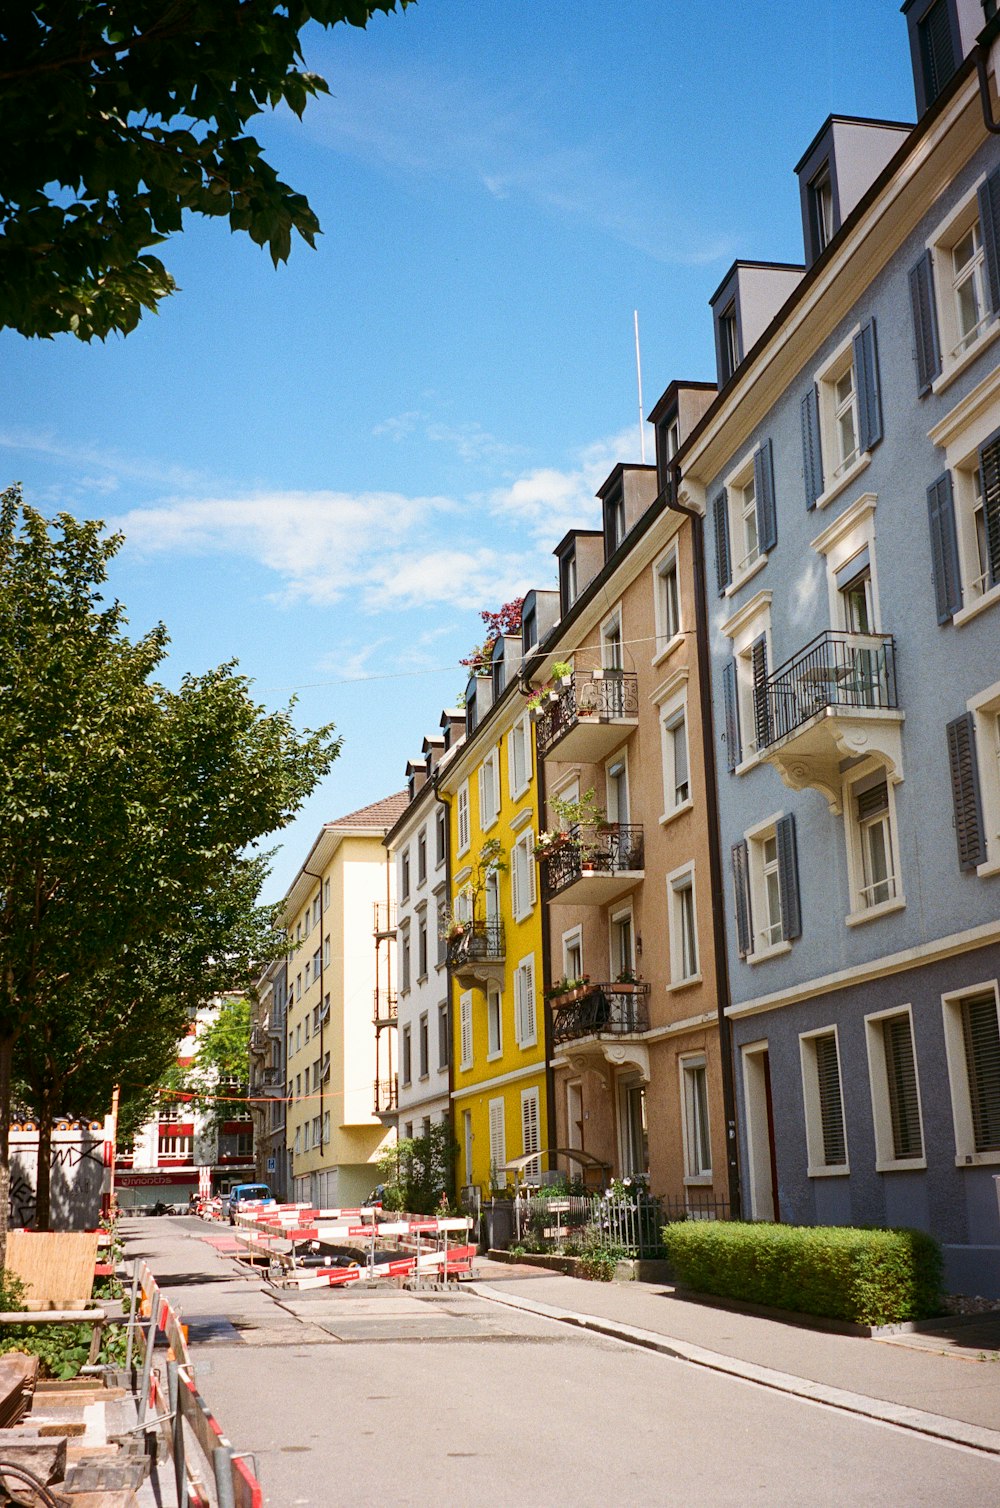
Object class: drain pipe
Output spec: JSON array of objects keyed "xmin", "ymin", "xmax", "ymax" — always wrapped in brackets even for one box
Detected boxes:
[{"xmin": 666, "ymin": 466, "xmax": 742, "ymax": 1219}]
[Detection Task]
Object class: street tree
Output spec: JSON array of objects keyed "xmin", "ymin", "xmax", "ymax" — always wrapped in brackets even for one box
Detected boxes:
[
  {"xmin": 0, "ymin": 1, "xmax": 409, "ymax": 340},
  {"xmin": 0, "ymin": 486, "xmax": 340, "ymax": 1251}
]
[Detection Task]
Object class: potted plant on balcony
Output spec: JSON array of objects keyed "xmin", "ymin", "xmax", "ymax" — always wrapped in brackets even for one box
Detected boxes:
[
  {"xmin": 613, "ymin": 968, "xmax": 643, "ymax": 992},
  {"xmin": 545, "ymin": 974, "xmax": 591, "ymax": 1006}
]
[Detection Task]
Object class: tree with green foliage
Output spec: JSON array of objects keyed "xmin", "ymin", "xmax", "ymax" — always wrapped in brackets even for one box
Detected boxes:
[
  {"xmin": 377, "ymin": 1122, "xmax": 457, "ymax": 1214},
  {"xmin": 176, "ymin": 993, "xmax": 253, "ymax": 1134},
  {"xmin": 0, "ymin": 0, "xmax": 409, "ymax": 340},
  {"xmin": 0, "ymin": 485, "xmax": 340, "ymax": 1253}
]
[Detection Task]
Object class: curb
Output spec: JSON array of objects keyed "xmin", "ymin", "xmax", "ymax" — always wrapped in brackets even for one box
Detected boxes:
[{"xmin": 468, "ymin": 1281, "xmax": 1000, "ymax": 1457}]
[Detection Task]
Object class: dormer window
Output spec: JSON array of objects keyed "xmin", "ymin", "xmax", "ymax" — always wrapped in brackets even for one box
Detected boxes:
[
  {"xmin": 522, "ymin": 606, "xmax": 536, "ymax": 654},
  {"xmin": 559, "ymin": 549, "xmax": 577, "ymax": 613},
  {"xmin": 918, "ymin": 0, "xmax": 957, "ymax": 107},
  {"xmin": 810, "ymin": 166, "xmax": 834, "ymax": 255},
  {"xmin": 719, "ymin": 302, "xmax": 740, "ymax": 384},
  {"xmin": 604, "ymin": 488, "xmax": 626, "ymax": 556}
]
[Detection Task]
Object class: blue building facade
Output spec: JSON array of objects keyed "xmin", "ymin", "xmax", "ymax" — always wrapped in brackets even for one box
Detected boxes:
[{"xmin": 679, "ymin": 2, "xmax": 1000, "ymax": 1292}]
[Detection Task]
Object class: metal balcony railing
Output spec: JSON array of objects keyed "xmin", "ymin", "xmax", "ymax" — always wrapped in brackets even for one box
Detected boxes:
[
  {"xmin": 373, "ymin": 990, "xmax": 398, "ymax": 1026},
  {"xmin": 445, "ymin": 921, "xmax": 505, "ymax": 970},
  {"xmin": 550, "ymin": 982, "xmax": 651, "ymax": 1045},
  {"xmin": 249, "ymin": 1025, "xmax": 267, "ymax": 1055},
  {"xmin": 373, "ymin": 902, "xmax": 397, "ymax": 937},
  {"xmin": 374, "ymin": 1077, "xmax": 398, "ymax": 1115},
  {"xmin": 535, "ymin": 670, "xmax": 639, "ymax": 757},
  {"xmin": 759, "ymin": 631, "xmax": 898, "ymax": 750},
  {"xmin": 539, "ymin": 823, "xmax": 644, "ymax": 902}
]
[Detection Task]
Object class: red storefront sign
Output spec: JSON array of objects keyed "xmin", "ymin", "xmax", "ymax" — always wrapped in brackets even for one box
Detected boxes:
[{"xmin": 117, "ymin": 1171, "xmax": 200, "ymax": 1188}]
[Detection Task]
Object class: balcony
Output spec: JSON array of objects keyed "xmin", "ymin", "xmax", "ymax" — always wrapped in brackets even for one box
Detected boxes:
[
  {"xmin": 266, "ymin": 1006, "xmax": 286, "ymax": 1040},
  {"xmin": 373, "ymin": 990, "xmax": 398, "ymax": 1028},
  {"xmin": 550, "ymin": 982, "xmax": 651, "ymax": 1045},
  {"xmin": 757, "ymin": 631, "xmax": 903, "ymax": 813},
  {"xmin": 539, "ymin": 824, "xmax": 644, "ymax": 906},
  {"xmin": 249, "ymin": 1025, "xmax": 268, "ymax": 1056},
  {"xmin": 374, "ymin": 1077, "xmax": 398, "ymax": 1116},
  {"xmin": 446, "ymin": 921, "xmax": 505, "ymax": 988},
  {"xmin": 535, "ymin": 670, "xmax": 639, "ymax": 763},
  {"xmin": 251, "ymin": 1066, "xmax": 285, "ymax": 1098},
  {"xmin": 373, "ymin": 902, "xmax": 397, "ymax": 938}
]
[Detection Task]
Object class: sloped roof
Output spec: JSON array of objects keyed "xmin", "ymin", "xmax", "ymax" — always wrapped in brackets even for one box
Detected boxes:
[{"xmin": 329, "ymin": 791, "xmax": 408, "ymax": 830}]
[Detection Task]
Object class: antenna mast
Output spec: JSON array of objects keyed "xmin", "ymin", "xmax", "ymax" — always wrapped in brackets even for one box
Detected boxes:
[{"xmin": 633, "ymin": 309, "xmax": 646, "ymax": 464}]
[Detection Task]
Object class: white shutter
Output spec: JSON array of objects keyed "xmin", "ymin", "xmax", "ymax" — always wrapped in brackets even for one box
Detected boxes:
[
  {"xmin": 510, "ymin": 840, "xmax": 521, "ymax": 922},
  {"xmin": 458, "ymin": 783, "xmax": 470, "ymax": 852},
  {"xmin": 460, "ymin": 994, "xmax": 473, "ymax": 1069},
  {"xmin": 522, "ymin": 956, "xmax": 536, "ymax": 1045},
  {"xmin": 493, "ymin": 752, "xmax": 501, "ymax": 814},
  {"xmin": 524, "ymin": 713, "xmax": 533, "ymax": 786},
  {"xmin": 489, "ymin": 1098, "xmax": 506, "ymax": 1179},
  {"xmin": 527, "ymin": 832, "xmax": 537, "ymax": 906},
  {"xmin": 507, "ymin": 729, "xmax": 516, "ymax": 799},
  {"xmin": 513, "ymin": 965, "xmax": 523, "ymax": 1046},
  {"xmin": 478, "ymin": 765, "xmax": 487, "ymax": 829},
  {"xmin": 521, "ymin": 1087, "xmax": 540, "ymax": 1176}
]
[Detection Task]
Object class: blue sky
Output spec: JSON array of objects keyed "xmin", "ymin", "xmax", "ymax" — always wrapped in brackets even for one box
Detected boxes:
[{"xmin": 1, "ymin": 2, "xmax": 917, "ymax": 902}]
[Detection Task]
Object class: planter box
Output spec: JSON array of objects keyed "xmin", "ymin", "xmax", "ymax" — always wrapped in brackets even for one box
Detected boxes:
[{"xmin": 546, "ymin": 986, "xmax": 590, "ymax": 1008}]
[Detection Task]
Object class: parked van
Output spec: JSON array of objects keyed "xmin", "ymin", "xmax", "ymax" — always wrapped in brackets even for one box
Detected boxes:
[{"xmin": 226, "ymin": 1182, "xmax": 273, "ymax": 1224}]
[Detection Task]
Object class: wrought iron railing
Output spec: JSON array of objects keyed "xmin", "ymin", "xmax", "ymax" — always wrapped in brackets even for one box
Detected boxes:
[
  {"xmin": 539, "ymin": 823, "xmax": 644, "ymax": 901},
  {"xmin": 446, "ymin": 921, "xmax": 505, "ymax": 970},
  {"xmin": 373, "ymin": 989, "xmax": 398, "ymax": 1025},
  {"xmin": 550, "ymin": 982, "xmax": 650, "ymax": 1044},
  {"xmin": 373, "ymin": 902, "xmax": 397, "ymax": 936},
  {"xmin": 535, "ymin": 670, "xmax": 639, "ymax": 756},
  {"xmin": 374, "ymin": 1077, "xmax": 398, "ymax": 1114},
  {"xmin": 759, "ymin": 630, "xmax": 898, "ymax": 749},
  {"xmin": 249, "ymin": 1025, "xmax": 267, "ymax": 1055}
]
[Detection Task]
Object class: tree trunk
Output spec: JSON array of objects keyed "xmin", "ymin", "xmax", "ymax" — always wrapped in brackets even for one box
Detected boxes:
[
  {"xmin": 0, "ymin": 1034, "xmax": 13, "ymax": 1270},
  {"xmin": 35, "ymin": 1100, "xmax": 53, "ymax": 1231}
]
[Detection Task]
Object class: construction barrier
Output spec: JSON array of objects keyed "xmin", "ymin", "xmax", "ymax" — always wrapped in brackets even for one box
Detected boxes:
[{"xmin": 233, "ymin": 1205, "xmax": 477, "ymax": 1288}]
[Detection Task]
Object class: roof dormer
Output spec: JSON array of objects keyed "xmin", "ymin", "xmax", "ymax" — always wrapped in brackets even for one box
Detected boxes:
[
  {"xmin": 520, "ymin": 589, "xmax": 561, "ymax": 658},
  {"xmin": 597, "ymin": 463, "xmax": 658, "ymax": 562},
  {"xmin": 903, "ymin": 0, "xmax": 984, "ymax": 118},
  {"xmin": 491, "ymin": 633, "xmax": 523, "ymax": 700},
  {"xmin": 795, "ymin": 116, "xmax": 912, "ymax": 266},
  {"xmin": 649, "ymin": 380, "xmax": 717, "ymax": 493},
  {"xmin": 554, "ymin": 529, "xmax": 603, "ymax": 616},
  {"xmin": 709, "ymin": 262, "xmax": 805, "ymax": 387}
]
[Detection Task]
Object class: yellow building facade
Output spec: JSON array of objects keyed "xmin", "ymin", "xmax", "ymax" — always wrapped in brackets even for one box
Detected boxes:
[
  {"xmin": 279, "ymin": 796, "xmax": 405, "ymax": 1208},
  {"xmin": 439, "ymin": 647, "xmax": 548, "ymax": 1196}
]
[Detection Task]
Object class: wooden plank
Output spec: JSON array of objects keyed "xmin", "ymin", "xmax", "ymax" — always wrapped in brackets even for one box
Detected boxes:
[{"xmin": 6, "ymin": 1232, "xmax": 100, "ymax": 1307}]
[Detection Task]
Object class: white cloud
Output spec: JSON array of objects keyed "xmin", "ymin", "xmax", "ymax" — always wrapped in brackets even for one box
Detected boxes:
[{"xmin": 486, "ymin": 425, "xmax": 652, "ymax": 546}]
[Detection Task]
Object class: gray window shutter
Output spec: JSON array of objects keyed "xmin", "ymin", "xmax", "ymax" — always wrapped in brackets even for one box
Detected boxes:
[
  {"xmin": 751, "ymin": 633, "xmax": 770, "ymax": 752},
  {"xmin": 926, "ymin": 472, "xmax": 962, "ymax": 623},
  {"xmin": 801, "ymin": 386, "xmax": 823, "ymax": 509},
  {"xmin": 853, "ymin": 318, "xmax": 883, "ymax": 453},
  {"xmin": 754, "ymin": 438, "xmax": 777, "ymax": 554},
  {"xmin": 722, "ymin": 658, "xmax": 741, "ymax": 772},
  {"xmin": 775, "ymin": 813, "xmax": 802, "ymax": 942},
  {"xmin": 978, "ymin": 166, "xmax": 1000, "ymax": 317},
  {"xmin": 980, "ymin": 432, "xmax": 1000, "ymax": 589},
  {"xmin": 732, "ymin": 841, "xmax": 751, "ymax": 958},
  {"xmin": 909, "ymin": 250, "xmax": 941, "ymax": 395},
  {"xmin": 946, "ymin": 713, "xmax": 986, "ymax": 871},
  {"xmin": 713, "ymin": 489, "xmax": 732, "ymax": 595}
]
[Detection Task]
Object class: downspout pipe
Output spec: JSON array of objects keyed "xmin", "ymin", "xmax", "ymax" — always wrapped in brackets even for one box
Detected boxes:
[{"xmin": 665, "ymin": 468, "xmax": 742, "ymax": 1219}]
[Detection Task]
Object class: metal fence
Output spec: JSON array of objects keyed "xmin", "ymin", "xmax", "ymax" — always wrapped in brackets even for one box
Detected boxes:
[
  {"xmin": 760, "ymin": 629, "xmax": 898, "ymax": 748},
  {"xmin": 510, "ymin": 1191, "xmax": 732, "ymax": 1258}
]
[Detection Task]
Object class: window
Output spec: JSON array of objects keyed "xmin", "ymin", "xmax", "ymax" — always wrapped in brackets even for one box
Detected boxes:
[
  {"xmin": 719, "ymin": 301, "xmax": 740, "ymax": 384},
  {"xmin": 604, "ymin": 487, "xmax": 626, "ymax": 556},
  {"xmin": 304, "ymin": 959, "xmax": 311, "ymax": 989},
  {"xmin": 932, "ymin": 434, "xmax": 1000, "ymax": 623},
  {"xmin": 323, "ymin": 878, "xmax": 330, "ymax": 910},
  {"xmin": 601, "ymin": 611, "xmax": 623, "ymax": 671},
  {"xmin": 865, "ymin": 1007, "xmax": 925, "ymax": 1168},
  {"xmin": 611, "ymin": 909, "xmax": 634, "ymax": 980},
  {"xmin": 721, "ymin": 591, "xmax": 772, "ymax": 771},
  {"xmin": 417, "ymin": 831, "xmax": 427, "ymax": 886},
  {"xmin": 457, "ymin": 781, "xmax": 470, "ymax": 855},
  {"xmin": 803, "ymin": 322, "xmax": 882, "ymax": 509},
  {"xmin": 654, "ymin": 549, "xmax": 681, "ymax": 653},
  {"xmin": 304, "ymin": 1014, "xmax": 310, "ymax": 1043},
  {"xmin": 606, "ymin": 755, "xmax": 629, "ymax": 825},
  {"xmin": 560, "ymin": 549, "xmax": 578, "ymax": 612},
  {"xmin": 436, "ymin": 805, "xmax": 447, "ymax": 865},
  {"xmin": 913, "ymin": 170, "xmax": 1000, "ymax": 394},
  {"xmin": 521, "ymin": 1087, "xmax": 541, "ymax": 1179},
  {"xmin": 438, "ymin": 1002, "xmax": 450, "ymax": 1069},
  {"xmin": 508, "ymin": 713, "xmax": 532, "ymax": 799},
  {"xmin": 511, "ymin": 831, "xmax": 537, "ymax": 922},
  {"xmin": 847, "ymin": 773, "xmax": 899, "ymax": 915},
  {"xmin": 660, "ymin": 701, "xmax": 690, "ymax": 814},
  {"xmin": 418, "ymin": 1013, "xmax": 429, "ymax": 1079},
  {"xmin": 323, "ymin": 935, "xmax": 330, "ymax": 969},
  {"xmin": 463, "ymin": 1110, "xmax": 473, "ymax": 1185},
  {"xmin": 915, "ymin": 0, "xmax": 958, "ymax": 112},
  {"xmin": 732, "ymin": 814, "xmax": 801, "ymax": 959},
  {"xmin": 402, "ymin": 1026, "xmax": 412, "ymax": 1086},
  {"xmin": 562, "ymin": 928, "xmax": 583, "ymax": 983},
  {"xmin": 713, "ymin": 442, "xmax": 776, "ymax": 594},
  {"xmin": 809, "ymin": 164, "xmax": 834, "ymax": 255},
  {"xmin": 514, "ymin": 956, "xmax": 537, "ymax": 1047},
  {"xmin": 800, "ymin": 1028, "xmax": 848, "ymax": 1174},
  {"xmin": 478, "ymin": 753, "xmax": 500, "ymax": 831},
  {"xmin": 401, "ymin": 849, "xmax": 410, "ymax": 901},
  {"xmin": 486, "ymin": 983, "xmax": 502, "ymax": 1060},
  {"xmin": 942, "ymin": 983, "xmax": 1000, "ymax": 1161},
  {"xmin": 489, "ymin": 1098, "xmax": 507, "ymax": 1186},
  {"xmin": 620, "ymin": 1077, "xmax": 649, "ymax": 1176},
  {"xmin": 436, "ymin": 898, "xmax": 448, "ymax": 966},
  {"xmin": 400, "ymin": 927, "xmax": 412, "ymax": 992},
  {"xmin": 667, "ymin": 865, "xmax": 699, "ymax": 984},
  {"xmin": 158, "ymin": 1135, "xmax": 193, "ymax": 1160},
  {"xmin": 313, "ymin": 895, "xmax": 321, "ymax": 930},
  {"xmin": 459, "ymin": 993, "xmax": 473, "ymax": 1071},
  {"xmin": 296, "ymin": 974, "xmax": 302, "ymax": 1001},
  {"xmin": 961, "ymin": 684, "xmax": 1000, "ymax": 872},
  {"xmin": 680, "ymin": 1057, "xmax": 712, "ymax": 1180}
]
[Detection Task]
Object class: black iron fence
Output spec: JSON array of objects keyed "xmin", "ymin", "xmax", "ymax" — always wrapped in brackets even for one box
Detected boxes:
[
  {"xmin": 535, "ymin": 670, "xmax": 639, "ymax": 756},
  {"xmin": 446, "ymin": 920, "xmax": 505, "ymax": 969},
  {"xmin": 540, "ymin": 823, "xmax": 644, "ymax": 900},
  {"xmin": 760, "ymin": 630, "xmax": 898, "ymax": 749},
  {"xmin": 550, "ymin": 982, "xmax": 651, "ymax": 1044}
]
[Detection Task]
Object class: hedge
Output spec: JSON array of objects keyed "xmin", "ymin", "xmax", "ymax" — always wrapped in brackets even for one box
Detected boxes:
[{"xmin": 661, "ymin": 1221, "xmax": 942, "ymax": 1326}]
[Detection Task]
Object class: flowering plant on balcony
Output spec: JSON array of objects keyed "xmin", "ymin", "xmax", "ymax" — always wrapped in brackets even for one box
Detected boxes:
[
  {"xmin": 544, "ymin": 974, "xmax": 590, "ymax": 1002},
  {"xmin": 440, "ymin": 914, "xmax": 469, "ymax": 942},
  {"xmin": 614, "ymin": 968, "xmax": 641, "ymax": 986},
  {"xmin": 534, "ymin": 829, "xmax": 570, "ymax": 859}
]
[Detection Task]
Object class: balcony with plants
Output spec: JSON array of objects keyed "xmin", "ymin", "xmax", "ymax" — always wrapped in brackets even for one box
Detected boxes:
[
  {"xmin": 536, "ymin": 790, "xmax": 644, "ymax": 906},
  {"xmin": 532, "ymin": 662, "xmax": 639, "ymax": 764},
  {"xmin": 756, "ymin": 629, "xmax": 902, "ymax": 811},
  {"xmin": 547, "ymin": 973, "xmax": 651, "ymax": 1046},
  {"xmin": 441, "ymin": 838, "xmax": 507, "ymax": 987}
]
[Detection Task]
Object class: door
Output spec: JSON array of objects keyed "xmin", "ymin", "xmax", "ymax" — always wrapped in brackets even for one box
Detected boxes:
[{"xmin": 741, "ymin": 1043, "xmax": 779, "ymax": 1221}]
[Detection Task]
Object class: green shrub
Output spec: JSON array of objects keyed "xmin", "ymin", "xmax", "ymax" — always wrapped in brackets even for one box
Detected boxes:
[
  {"xmin": 661, "ymin": 1221, "xmax": 942, "ymax": 1326},
  {"xmin": 576, "ymin": 1225, "xmax": 626, "ymax": 1282}
]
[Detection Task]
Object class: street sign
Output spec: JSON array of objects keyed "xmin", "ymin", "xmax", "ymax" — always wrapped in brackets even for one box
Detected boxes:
[{"xmin": 266, "ymin": 1157, "xmax": 276, "ymax": 1172}]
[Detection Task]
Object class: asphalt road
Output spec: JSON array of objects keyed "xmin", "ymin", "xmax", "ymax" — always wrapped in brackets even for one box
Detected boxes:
[{"xmin": 122, "ymin": 1217, "xmax": 1000, "ymax": 1507}]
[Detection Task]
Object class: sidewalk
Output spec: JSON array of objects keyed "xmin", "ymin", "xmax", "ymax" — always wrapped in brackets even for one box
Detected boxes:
[{"xmin": 469, "ymin": 1259, "xmax": 1000, "ymax": 1453}]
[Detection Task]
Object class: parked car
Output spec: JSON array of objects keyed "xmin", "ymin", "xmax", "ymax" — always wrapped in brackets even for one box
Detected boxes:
[{"xmin": 227, "ymin": 1182, "xmax": 273, "ymax": 1225}]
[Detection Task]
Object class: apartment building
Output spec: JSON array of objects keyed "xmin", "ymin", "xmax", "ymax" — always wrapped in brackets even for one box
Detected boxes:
[
  {"xmin": 279, "ymin": 795, "xmax": 406, "ymax": 1207},
  {"xmin": 249, "ymin": 957, "xmax": 289, "ymax": 1199},
  {"xmin": 438, "ymin": 625, "xmax": 549, "ymax": 1196},
  {"xmin": 382, "ymin": 712, "xmax": 465, "ymax": 1141},
  {"xmin": 680, "ymin": 0, "xmax": 1000, "ymax": 1292}
]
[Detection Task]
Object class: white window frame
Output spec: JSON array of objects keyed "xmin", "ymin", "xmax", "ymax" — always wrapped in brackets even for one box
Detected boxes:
[
  {"xmin": 928, "ymin": 380, "xmax": 1000, "ymax": 628},
  {"xmin": 842, "ymin": 759, "xmax": 905, "ymax": 926},
  {"xmin": 478, "ymin": 752, "xmax": 500, "ymax": 833},
  {"xmin": 941, "ymin": 979, "xmax": 1000, "ymax": 1166},
  {"xmin": 561, "ymin": 926, "xmax": 583, "ymax": 982},
  {"xmin": 679, "ymin": 1053, "xmax": 713, "ymax": 1184},
  {"xmin": 926, "ymin": 178, "xmax": 1000, "ymax": 393},
  {"xmin": 724, "ymin": 450, "xmax": 762, "ymax": 585},
  {"xmin": 514, "ymin": 954, "xmax": 537, "ymax": 1049},
  {"xmin": 609, "ymin": 905, "xmax": 635, "ymax": 981},
  {"xmin": 969, "ymin": 677, "xmax": 1000, "ymax": 876},
  {"xmin": 600, "ymin": 607, "xmax": 624, "ymax": 671},
  {"xmin": 507, "ymin": 711, "xmax": 532, "ymax": 800},
  {"xmin": 720, "ymin": 590, "xmax": 772, "ymax": 773},
  {"xmin": 666, "ymin": 862, "xmax": 700, "ymax": 988},
  {"xmin": 605, "ymin": 749, "xmax": 630, "ymax": 826},
  {"xmin": 864, "ymin": 1003, "xmax": 926, "ymax": 1172},
  {"xmin": 810, "ymin": 492, "xmax": 882, "ymax": 633},
  {"xmin": 459, "ymin": 992, "xmax": 473, "ymax": 1072},
  {"xmin": 511, "ymin": 830, "xmax": 537, "ymax": 923},
  {"xmin": 486, "ymin": 981, "xmax": 503, "ymax": 1062},
  {"xmin": 401, "ymin": 1024, "xmax": 412, "ymax": 1086},
  {"xmin": 488, "ymin": 1097, "xmax": 507, "ymax": 1186},
  {"xmin": 811, "ymin": 327, "xmax": 872, "ymax": 511},
  {"xmin": 657, "ymin": 683, "xmax": 691, "ymax": 823},
  {"xmin": 800, "ymin": 1025, "xmax": 849, "ymax": 1177},
  {"xmin": 743, "ymin": 809, "xmax": 792, "ymax": 963},
  {"xmin": 456, "ymin": 780, "xmax": 471, "ymax": 856},
  {"xmin": 653, "ymin": 545, "xmax": 682, "ymax": 660},
  {"xmin": 520, "ymin": 1086, "xmax": 541, "ymax": 1179}
]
